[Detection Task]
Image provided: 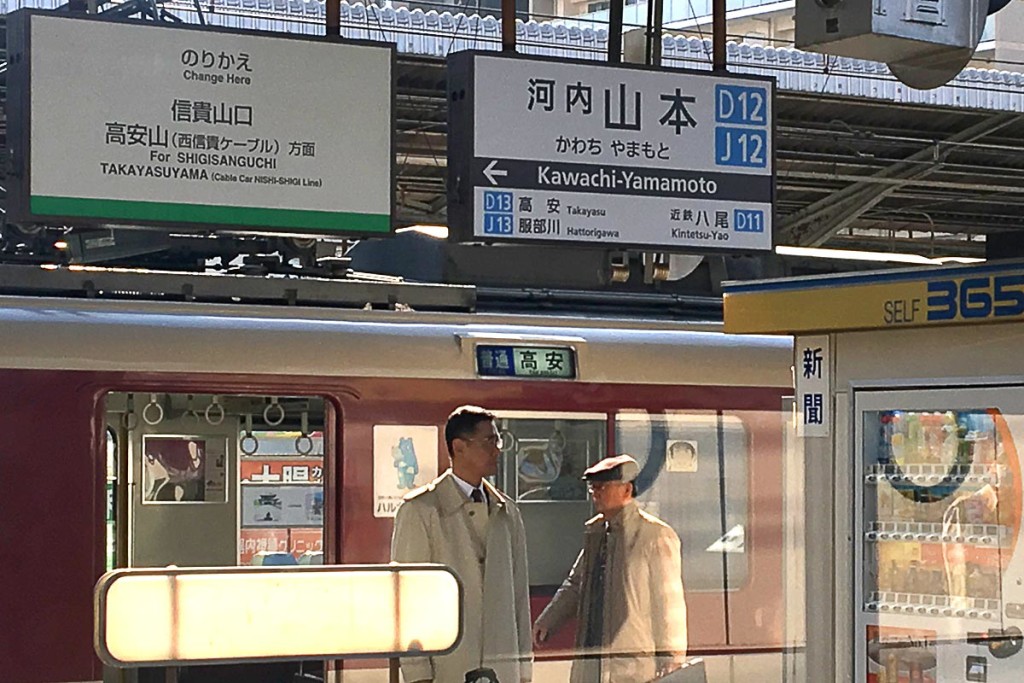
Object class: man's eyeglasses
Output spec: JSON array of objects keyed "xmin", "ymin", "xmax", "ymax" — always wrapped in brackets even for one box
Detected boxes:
[
  {"xmin": 464, "ymin": 434, "xmax": 504, "ymax": 449},
  {"xmin": 587, "ymin": 481, "xmax": 628, "ymax": 493}
]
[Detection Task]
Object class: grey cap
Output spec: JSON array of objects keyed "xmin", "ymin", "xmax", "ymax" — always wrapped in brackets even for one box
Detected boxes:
[{"xmin": 582, "ymin": 454, "xmax": 640, "ymax": 483}]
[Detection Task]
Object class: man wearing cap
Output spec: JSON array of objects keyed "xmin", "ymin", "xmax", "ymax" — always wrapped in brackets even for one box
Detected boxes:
[
  {"xmin": 391, "ymin": 405, "xmax": 532, "ymax": 683},
  {"xmin": 532, "ymin": 454, "xmax": 687, "ymax": 683}
]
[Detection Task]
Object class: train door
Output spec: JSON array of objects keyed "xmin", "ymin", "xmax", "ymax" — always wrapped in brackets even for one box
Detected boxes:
[
  {"xmin": 854, "ymin": 387, "xmax": 1024, "ymax": 683},
  {"xmin": 129, "ymin": 394, "xmax": 237, "ymax": 567},
  {"xmin": 103, "ymin": 392, "xmax": 328, "ymax": 683}
]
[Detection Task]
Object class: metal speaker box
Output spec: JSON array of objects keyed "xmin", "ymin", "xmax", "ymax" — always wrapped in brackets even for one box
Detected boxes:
[{"xmin": 795, "ymin": 0, "xmax": 987, "ymax": 88}]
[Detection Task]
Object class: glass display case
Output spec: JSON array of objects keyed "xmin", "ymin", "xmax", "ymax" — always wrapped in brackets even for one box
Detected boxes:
[
  {"xmin": 857, "ymin": 391, "xmax": 1024, "ymax": 683},
  {"xmin": 863, "ymin": 410, "xmax": 1005, "ymax": 622}
]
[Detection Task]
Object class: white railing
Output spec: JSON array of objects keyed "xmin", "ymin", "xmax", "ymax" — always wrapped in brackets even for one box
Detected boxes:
[{"xmin": 3, "ymin": 0, "xmax": 1022, "ymax": 111}]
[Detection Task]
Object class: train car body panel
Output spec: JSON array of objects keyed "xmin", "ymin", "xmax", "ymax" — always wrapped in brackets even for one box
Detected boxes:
[
  {"xmin": 0, "ymin": 297, "xmax": 793, "ymax": 683},
  {"xmin": 0, "ymin": 297, "xmax": 790, "ymax": 385}
]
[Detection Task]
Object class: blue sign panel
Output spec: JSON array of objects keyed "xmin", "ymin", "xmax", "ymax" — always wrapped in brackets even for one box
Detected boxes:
[
  {"xmin": 734, "ymin": 209, "xmax": 766, "ymax": 233},
  {"xmin": 714, "ymin": 84, "xmax": 769, "ymax": 170},
  {"xmin": 715, "ymin": 128, "xmax": 768, "ymax": 168},
  {"xmin": 482, "ymin": 191, "xmax": 514, "ymax": 235},
  {"xmin": 715, "ymin": 85, "xmax": 769, "ymax": 126}
]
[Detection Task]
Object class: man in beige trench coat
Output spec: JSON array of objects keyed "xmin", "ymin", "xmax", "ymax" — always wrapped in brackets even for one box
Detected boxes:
[
  {"xmin": 532, "ymin": 455, "xmax": 687, "ymax": 683},
  {"xmin": 391, "ymin": 405, "xmax": 533, "ymax": 683}
]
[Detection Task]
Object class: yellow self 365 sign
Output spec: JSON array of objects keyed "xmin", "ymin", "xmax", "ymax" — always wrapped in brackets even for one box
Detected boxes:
[{"xmin": 723, "ymin": 261, "xmax": 1024, "ymax": 335}]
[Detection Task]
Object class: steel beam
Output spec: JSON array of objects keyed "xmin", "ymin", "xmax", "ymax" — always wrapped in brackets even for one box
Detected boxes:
[{"xmin": 782, "ymin": 112, "xmax": 1022, "ymax": 246}]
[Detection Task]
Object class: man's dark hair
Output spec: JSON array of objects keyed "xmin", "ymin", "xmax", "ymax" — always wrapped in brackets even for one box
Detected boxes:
[{"xmin": 445, "ymin": 405, "xmax": 496, "ymax": 458}]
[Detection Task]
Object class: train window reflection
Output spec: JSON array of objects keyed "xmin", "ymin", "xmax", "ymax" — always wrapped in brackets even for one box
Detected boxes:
[
  {"xmin": 616, "ymin": 411, "xmax": 751, "ymax": 591},
  {"xmin": 492, "ymin": 411, "xmax": 607, "ymax": 588},
  {"xmin": 494, "ymin": 411, "xmax": 607, "ymax": 502}
]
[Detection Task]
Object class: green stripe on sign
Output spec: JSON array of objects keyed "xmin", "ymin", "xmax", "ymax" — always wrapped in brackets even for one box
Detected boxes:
[{"xmin": 31, "ymin": 196, "xmax": 391, "ymax": 233}]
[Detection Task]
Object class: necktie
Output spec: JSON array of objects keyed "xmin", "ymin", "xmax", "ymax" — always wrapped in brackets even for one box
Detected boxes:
[{"xmin": 471, "ymin": 488, "xmax": 485, "ymax": 503}]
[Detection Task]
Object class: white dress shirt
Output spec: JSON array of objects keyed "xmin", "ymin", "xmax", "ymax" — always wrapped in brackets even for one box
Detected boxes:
[{"xmin": 451, "ymin": 472, "xmax": 488, "ymax": 504}]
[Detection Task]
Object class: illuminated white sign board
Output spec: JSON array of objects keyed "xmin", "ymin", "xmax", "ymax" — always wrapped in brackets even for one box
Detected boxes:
[
  {"xmin": 8, "ymin": 11, "xmax": 394, "ymax": 236},
  {"xmin": 94, "ymin": 565, "xmax": 462, "ymax": 666},
  {"xmin": 475, "ymin": 344, "xmax": 577, "ymax": 379},
  {"xmin": 447, "ymin": 52, "xmax": 775, "ymax": 252}
]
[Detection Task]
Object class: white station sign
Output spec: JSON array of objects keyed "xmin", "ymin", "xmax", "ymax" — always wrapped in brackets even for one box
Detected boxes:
[
  {"xmin": 9, "ymin": 11, "xmax": 394, "ymax": 235},
  {"xmin": 447, "ymin": 52, "xmax": 774, "ymax": 252}
]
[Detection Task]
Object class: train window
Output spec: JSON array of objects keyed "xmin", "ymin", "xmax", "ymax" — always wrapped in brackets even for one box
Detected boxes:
[
  {"xmin": 105, "ymin": 426, "xmax": 117, "ymax": 571},
  {"xmin": 238, "ymin": 426, "xmax": 325, "ymax": 566},
  {"xmin": 491, "ymin": 411, "xmax": 607, "ymax": 587},
  {"xmin": 104, "ymin": 393, "xmax": 326, "ymax": 570},
  {"xmin": 494, "ymin": 411, "xmax": 607, "ymax": 502},
  {"xmin": 616, "ymin": 410, "xmax": 751, "ymax": 591}
]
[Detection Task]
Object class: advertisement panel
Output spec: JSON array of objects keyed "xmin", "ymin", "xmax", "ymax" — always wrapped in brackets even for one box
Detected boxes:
[
  {"xmin": 240, "ymin": 459, "xmax": 324, "ymax": 484},
  {"xmin": 142, "ymin": 435, "xmax": 228, "ymax": 504},
  {"xmin": 242, "ymin": 484, "xmax": 323, "ymax": 527},
  {"xmin": 373, "ymin": 425, "xmax": 439, "ymax": 518},
  {"xmin": 7, "ymin": 11, "xmax": 394, "ymax": 235},
  {"xmin": 238, "ymin": 528, "xmax": 323, "ymax": 564},
  {"xmin": 447, "ymin": 52, "xmax": 774, "ymax": 252}
]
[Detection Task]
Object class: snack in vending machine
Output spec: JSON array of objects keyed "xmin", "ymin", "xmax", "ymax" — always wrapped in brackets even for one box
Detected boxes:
[
  {"xmin": 906, "ymin": 560, "xmax": 922, "ymax": 595},
  {"xmin": 885, "ymin": 652, "xmax": 899, "ymax": 683}
]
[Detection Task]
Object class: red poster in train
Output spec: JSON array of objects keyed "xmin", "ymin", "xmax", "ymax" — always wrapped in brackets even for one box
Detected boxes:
[
  {"xmin": 865, "ymin": 625, "xmax": 937, "ymax": 683},
  {"xmin": 142, "ymin": 435, "xmax": 227, "ymax": 504},
  {"xmin": 289, "ymin": 528, "xmax": 323, "ymax": 556},
  {"xmin": 240, "ymin": 459, "xmax": 324, "ymax": 484},
  {"xmin": 239, "ymin": 529, "xmax": 289, "ymax": 565},
  {"xmin": 372, "ymin": 425, "xmax": 439, "ymax": 518}
]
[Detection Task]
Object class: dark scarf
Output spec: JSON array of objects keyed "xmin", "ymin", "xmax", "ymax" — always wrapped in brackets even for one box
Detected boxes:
[{"xmin": 573, "ymin": 502, "xmax": 639, "ymax": 657}]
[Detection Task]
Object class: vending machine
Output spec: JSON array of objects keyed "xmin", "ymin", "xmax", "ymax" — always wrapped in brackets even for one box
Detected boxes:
[
  {"xmin": 722, "ymin": 259, "xmax": 1024, "ymax": 683},
  {"xmin": 855, "ymin": 390, "xmax": 1024, "ymax": 683}
]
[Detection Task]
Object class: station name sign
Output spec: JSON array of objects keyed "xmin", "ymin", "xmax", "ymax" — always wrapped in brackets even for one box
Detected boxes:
[
  {"xmin": 7, "ymin": 11, "xmax": 394, "ymax": 236},
  {"xmin": 446, "ymin": 52, "xmax": 774, "ymax": 252}
]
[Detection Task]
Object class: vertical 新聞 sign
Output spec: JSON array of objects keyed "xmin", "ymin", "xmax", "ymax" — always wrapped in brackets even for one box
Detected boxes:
[
  {"xmin": 447, "ymin": 52, "xmax": 774, "ymax": 251},
  {"xmin": 7, "ymin": 11, "xmax": 394, "ymax": 235},
  {"xmin": 795, "ymin": 335, "xmax": 830, "ymax": 437}
]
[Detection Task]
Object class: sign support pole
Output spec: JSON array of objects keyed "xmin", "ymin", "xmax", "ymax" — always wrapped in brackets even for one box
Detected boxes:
[
  {"xmin": 502, "ymin": 0, "xmax": 516, "ymax": 52},
  {"xmin": 644, "ymin": 0, "xmax": 665, "ymax": 66},
  {"xmin": 326, "ymin": 0, "xmax": 340, "ymax": 36},
  {"xmin": 608, "ymin": 0, "xmax": 624, "ymax": 63},
  {"xmin": 713, "ymin": 0, "xmax": 727, "ymax": 71},
  {"xmin": 652, "ymin": 0, "xmax": 664, "ymax": 66}
]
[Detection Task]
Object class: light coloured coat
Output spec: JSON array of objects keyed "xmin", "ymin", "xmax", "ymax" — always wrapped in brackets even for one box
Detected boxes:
[
  {"xmin": 391, "ymin": 470, "xmax": 533, "ymax": 683},
  {"xmin": 535, "ymin": 500, "xmax": 687, "ymax": 683}
]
